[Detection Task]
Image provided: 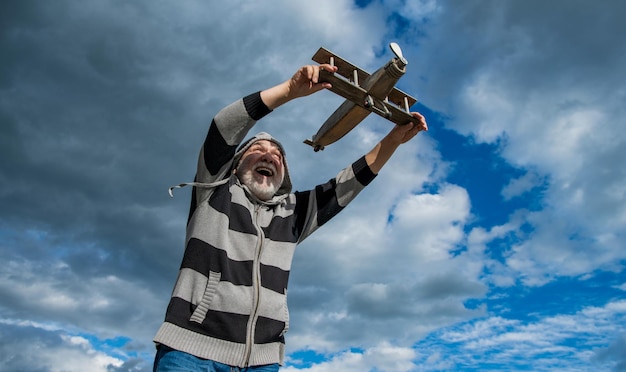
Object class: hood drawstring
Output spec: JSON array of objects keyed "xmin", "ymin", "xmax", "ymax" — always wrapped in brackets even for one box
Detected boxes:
[{"xmin": 168, "ymin": 179, "xmax": 230, "ymax": 198}]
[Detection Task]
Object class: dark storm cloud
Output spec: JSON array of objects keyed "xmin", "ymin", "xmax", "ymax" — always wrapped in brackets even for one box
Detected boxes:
[
  {"xmin": 0, "ymin": 0, "xmax": 223, "ymax": 356},
  {"xmin": 0, "ymin": 1, "xmax": 218, "ymax": 268}
]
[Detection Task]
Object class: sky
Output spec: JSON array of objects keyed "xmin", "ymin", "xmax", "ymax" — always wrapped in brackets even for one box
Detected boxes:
[{"xmin": 1, "ymin": 0, "xmax": 625, "ymax": 371}]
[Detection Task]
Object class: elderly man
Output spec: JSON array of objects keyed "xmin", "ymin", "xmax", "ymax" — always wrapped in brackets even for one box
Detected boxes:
[{"xmin": 153, "ymin": 63, "xmax": 427, "ymax": 371}]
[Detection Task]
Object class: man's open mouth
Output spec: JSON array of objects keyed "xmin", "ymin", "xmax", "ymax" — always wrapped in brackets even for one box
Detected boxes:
[{"xmin": 255, "ymin": 166, "xmax": 274, "ymax": 177}]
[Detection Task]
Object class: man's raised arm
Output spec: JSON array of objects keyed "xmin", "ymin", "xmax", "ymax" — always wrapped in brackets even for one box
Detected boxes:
[{"xmin": 260, "ymin": 64, "xmax": 337, "ymax": 110}]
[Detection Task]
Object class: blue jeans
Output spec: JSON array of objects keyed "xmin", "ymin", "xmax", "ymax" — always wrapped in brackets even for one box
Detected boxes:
[{"xmin": 153, "ymin": 345, "xmax": 280, "ymax": 372}]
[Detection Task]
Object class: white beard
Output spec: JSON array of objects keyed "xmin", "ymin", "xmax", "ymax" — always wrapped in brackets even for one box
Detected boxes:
[
  {"xmin": 237, "ymin": 161, "xmax": 284, "ymax": 201},
  {"xmin": 239, "ymin": 171, "xmax": 281, "ymax": 200}
]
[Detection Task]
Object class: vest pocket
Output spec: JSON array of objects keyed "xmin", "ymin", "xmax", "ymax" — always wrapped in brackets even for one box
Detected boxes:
[{"xmin": 190, "ymin": 271, "xmax": 221, "ymax": 323}]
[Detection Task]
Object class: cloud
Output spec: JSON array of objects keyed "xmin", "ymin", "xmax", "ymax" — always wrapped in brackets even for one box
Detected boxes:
[
  {"xmin": 0, "ymin": 320, "xmax": 150, "ymax": 372},
  {"xmin": 282, "ymin": 300, "xmax": 626, "ymax": 371},
  {"xmin": 283, "ymin": 342, "xmax": 418, "ymax": 372},
  {"xmin": 592, "ymin": 332, "xmax": 626, "ymax": 372},
  {"xmin": 501, "ymin": 170, "xmax": 545, "ymax": 201},
  {"xmin": 405, "ymin": 0, "xmax": 626, "ymax": 285},
  {"xmin": 414, "ymin": 299, "xmax": 626, "ymax": 371},
  {"xmin": 286, "ymin": 172, "xmax": 487, "ymax": 353},
  {"xmin": 0, "ymin": 253, "xmax": 165, "ymax": 346}
]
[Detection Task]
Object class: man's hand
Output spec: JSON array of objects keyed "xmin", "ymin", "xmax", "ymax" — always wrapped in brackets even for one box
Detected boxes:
[
  {"xmin": 365, "ymin": 112, "xmax": 428, "ymax": 174},
  {"xmin": 385, "ymin": 112, "xmax": 428, "ymax": 145},
  {"xmin": 287, "ymin": 64, "xmax": 338, "ymax": 99},
  {"xmin": 260, "ymin": 64, "xmax": 337, "ymax": 110}
]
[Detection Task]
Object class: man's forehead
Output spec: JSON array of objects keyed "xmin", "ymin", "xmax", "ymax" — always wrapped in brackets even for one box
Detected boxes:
[{"xmin": 247, "ymin": 140, "xmax": 281, "ymax": 152}]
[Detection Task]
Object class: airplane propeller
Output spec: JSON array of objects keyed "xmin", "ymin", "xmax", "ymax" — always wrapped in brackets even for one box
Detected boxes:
[{"xmin": 390, "ymin": 42, "xmax": 408, "ymax": 68}]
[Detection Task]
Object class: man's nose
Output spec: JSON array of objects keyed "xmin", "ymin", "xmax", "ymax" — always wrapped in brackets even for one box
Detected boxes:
[{"xmin": 260, "ymin": 152, "xmax": 274, "ymax": 163}]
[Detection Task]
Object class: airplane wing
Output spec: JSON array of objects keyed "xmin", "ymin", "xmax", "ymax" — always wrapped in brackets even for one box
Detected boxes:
[{"xmin": 312, "ymin": 47, "xmax": 417, "ymax": 108}]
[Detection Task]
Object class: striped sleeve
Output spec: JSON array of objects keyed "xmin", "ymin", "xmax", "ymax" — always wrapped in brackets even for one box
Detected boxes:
[
  {"xmin": 197, "ymin": 92, "xmax": 272, "ymax": 182},
  {"xmin": 295, "ymin": 156, "xmax": 376, "ymax": 243}
]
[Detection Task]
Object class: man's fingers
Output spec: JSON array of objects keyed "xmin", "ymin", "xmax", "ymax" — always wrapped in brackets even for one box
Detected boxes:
[
  {"xmin": 318, "ymin": 63, "xmax": 337, "ymax": 73},
  {"xmin": 412, "ymin": 112, "xmax": 425, "ymax": 120},
  {"xmin": 297, "ymin": 65, "xmax": 312, "ymax": 79},
  {"xmin": 316, "ymin": 64, "xmax": 337, "ymax": 84},
  {"xmin": 299, "ymin": 64, "xmax": 337, "ymax": 86},
  {"xmin": 411, "ymin": 112, "xmax": 428, "ymax": 131}
]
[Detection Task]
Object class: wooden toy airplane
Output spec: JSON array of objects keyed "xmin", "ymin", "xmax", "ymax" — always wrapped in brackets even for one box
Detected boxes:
[{"xmin": 304, "ymin": 43, "xmax": 419, "ymax": 151}]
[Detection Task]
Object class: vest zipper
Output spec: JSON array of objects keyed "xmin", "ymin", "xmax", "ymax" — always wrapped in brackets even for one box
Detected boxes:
[{"xmin": 243, "ymin": 204, "xmax": 264, "ymax": 366}]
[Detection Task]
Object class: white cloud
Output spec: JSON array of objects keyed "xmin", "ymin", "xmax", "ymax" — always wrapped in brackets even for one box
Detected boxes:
[
  {"xmin": 501, "ymin": 170, "xmax": 544, "ymax": 200},
  {"xmin": 287, "ymin": 172, "xmax": 487, "ymax": 353},
  {"xmin": 284, "ymin": 299, "xmax": 626, "ymax": 370},
  {"xmin": 283, "ymin": 342, "xmax": 417, "ymax": 372},
  {"xmin": 0, "ymin": 320, "xmax": 134, "ymax": 372},
  {"xmin": 414, "ymin": 299, "xmax": 626, "ymax": 370},
  {"xmin": 0, "ymin": 254, "xmax": 165, "ymax": 343},
  {"xmin": 409, "ymin": 0, "xmax": 626, "ymax": 285}
]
